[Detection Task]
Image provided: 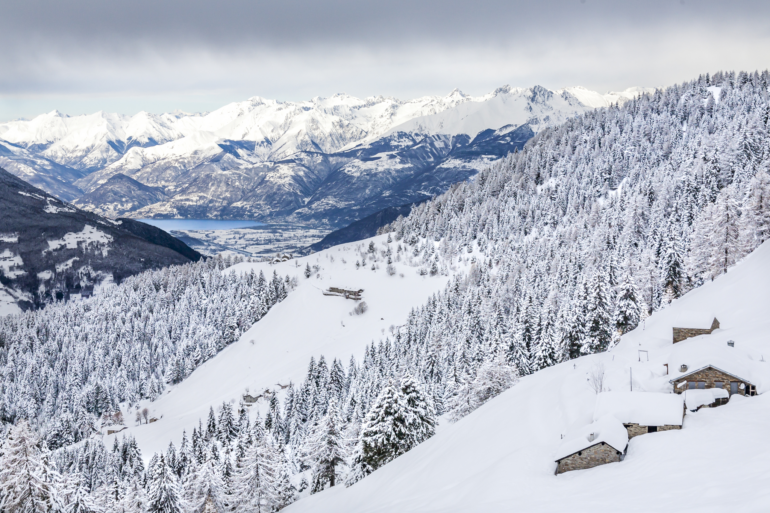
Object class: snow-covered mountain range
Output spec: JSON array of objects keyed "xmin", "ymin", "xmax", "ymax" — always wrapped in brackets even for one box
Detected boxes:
[{"xmin": 0, "ymin": 86, "xmax": 648, "ymax": 227}]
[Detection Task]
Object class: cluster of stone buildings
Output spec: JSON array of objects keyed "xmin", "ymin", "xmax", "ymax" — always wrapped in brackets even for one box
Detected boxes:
[{"xmin": 555, "ymin": 317, "xmax": 760, "ymax": 475}]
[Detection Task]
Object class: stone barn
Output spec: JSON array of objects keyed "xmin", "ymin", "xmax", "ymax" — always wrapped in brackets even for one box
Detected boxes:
[
  {"xmin": 555, "ymin": 415, "xmax": 628, "ymax": 475},
  {"xmin": 672, "ymin": 318, "xmax": 720, "ymax": 343},
  {"xmin": 593, "ymin": 392, "xmax": 684, "ymax": 439}
]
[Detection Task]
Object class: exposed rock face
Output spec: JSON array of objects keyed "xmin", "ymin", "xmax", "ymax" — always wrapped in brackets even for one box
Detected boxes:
[{"xmin": 0, "ymin": 168, "xmax": 201, "ymax": 313}]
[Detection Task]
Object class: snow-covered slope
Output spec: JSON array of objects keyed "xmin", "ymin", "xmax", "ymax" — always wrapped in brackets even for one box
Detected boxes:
[
  {"xmin": 1, "ymin": 86, "xmax": 651, "ymax": 226},
  {"xmin": 106, "ymin": 234, "xmax": 453, "ymax": 458},
  {"xmin": 283, "ymin": 240, "xmax": 770, "ymax": 513}
]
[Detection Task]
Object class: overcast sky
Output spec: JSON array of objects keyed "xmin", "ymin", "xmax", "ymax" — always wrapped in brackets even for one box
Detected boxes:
[{"xmin": 1, "ymin": 0, "xmax": 769, "ymax": 121}]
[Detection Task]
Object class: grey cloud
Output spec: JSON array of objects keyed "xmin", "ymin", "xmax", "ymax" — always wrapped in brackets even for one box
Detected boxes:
[{"xmin": 1, "ymin": 0, "xmax": 769, "ymax": 120}]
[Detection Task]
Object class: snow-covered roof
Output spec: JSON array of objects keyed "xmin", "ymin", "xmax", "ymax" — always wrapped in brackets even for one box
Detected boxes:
[
  {"xmin": 670, "ymin": 364, "xmax": 753, "ymax": 385},
  {"xmin": 684, "ymin": 388, "xmax": 729, "ymax": 410},
  {"xmin": 554, "ymin": 414, "xmax": 628, "ymax": 462},
  {"xmin": 667, "ymin": 342, "xmax": 762, "ymax": 386},
  {"xmin": 593, "ymin": 392, "xmax": 684, "ymax": 427}
]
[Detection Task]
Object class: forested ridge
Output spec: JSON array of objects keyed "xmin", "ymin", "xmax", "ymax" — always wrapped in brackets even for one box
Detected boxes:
[{"xmin": 1, "ymin": 71, "xmax": 769, "ymax": 512}]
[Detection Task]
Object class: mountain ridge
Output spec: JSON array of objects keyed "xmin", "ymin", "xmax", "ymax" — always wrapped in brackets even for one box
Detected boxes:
[
  {"xmin": 0, "ymin": 167, "xmax": 201, "ymax": 314},
  {"xmin": 0, "ymin": 85, "xmax": 651, "ymax": 227}
]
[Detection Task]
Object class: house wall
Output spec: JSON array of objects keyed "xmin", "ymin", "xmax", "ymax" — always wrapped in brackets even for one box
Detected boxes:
[
  {"xmin": 672, "ymin": 367, "xmax": 747, "ymax": 397},
  {"xmin": 623, "ymin": 423, "xmax": 681, "ymax": 439},
  {"xmin": 556, "ymin": 442, "xmax": 623, "ymax": 474}
]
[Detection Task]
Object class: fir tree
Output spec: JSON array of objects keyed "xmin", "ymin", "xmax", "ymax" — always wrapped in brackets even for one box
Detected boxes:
[{"xmin": 146, "ymin": 455, "xmax": 183, "ymax": 513}]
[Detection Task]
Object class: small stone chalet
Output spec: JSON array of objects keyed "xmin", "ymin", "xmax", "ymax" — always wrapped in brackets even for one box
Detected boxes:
[
  {"xmin": 593, "ymin": 392, "xmax": 684, "ymax": 439},
  {"xmin": 671, "ymin": 365, "xmax": 756, "ymax": 404},
  {"xmin": 554, "ymin": 415, "xmax": 628, "ymax": 475},
  {"xmin": 668, "ymin": 341, "xmax": 760, "ymax": 409}
]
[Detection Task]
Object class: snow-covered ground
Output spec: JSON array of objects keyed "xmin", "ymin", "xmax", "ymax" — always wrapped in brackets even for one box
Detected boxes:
[
  {"xmin": 281, "ymin": 240, "xmax": 770, "ymax": 513},
  {"xmin": 170, "ymin": 224, "xmax": 329, "ymax": 257},
  {"xmin": 106, "ymin": 235, "xmax": 452, "ymax": 458}
]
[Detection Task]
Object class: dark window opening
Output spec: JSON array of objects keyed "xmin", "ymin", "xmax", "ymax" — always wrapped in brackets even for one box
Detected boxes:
[
  {"xmin": 648, "ymin": 426, "xmax": 658, "ymax": 433},
  {"xmin": 697, "ymin": 381, "xmax": 706, "ymax": 389}
]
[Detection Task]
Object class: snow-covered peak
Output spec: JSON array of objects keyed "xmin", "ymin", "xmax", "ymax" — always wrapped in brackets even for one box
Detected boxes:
[
  {"xmin": 560, "ymin": 85, "xmax": 654, "ymax": 109},
  {"xmin": 1, "ymin": 84, "xmax": 647, "ymax": 175}
]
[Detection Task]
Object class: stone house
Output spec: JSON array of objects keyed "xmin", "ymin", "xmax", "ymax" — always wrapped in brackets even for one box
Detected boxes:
[
  {"xmin": 672, "ymin": 318, "xmax": 720, "ymax": 343},
  {"xmin": 670, "ymin": 365, "xmax": 757, "ymax": 403},
  {"xmin": 555, "ymin": 415, "xmax": 628, "ymax": 475},
  {"xmin": 593, "ymin": 392, "xmax": 684, "ymax": 439}
]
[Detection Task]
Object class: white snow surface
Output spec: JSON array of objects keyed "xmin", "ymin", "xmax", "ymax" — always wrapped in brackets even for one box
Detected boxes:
[
  {"xmin": 282, "ymin": 240, "xmax": 770, "ymax": 513},
  {"xmin": 107, "ymin": 235, "xmax": 451, "ymax": 459},
  {"xmin": 554, "ymin": 414, "xmax": 629, "ymax": 461},
  {"xmin": 593, "ymin": 392, "xmax": 683, "ymax": 427},
  {"xmin": 684, "ymin": 388, "xmax": 730, "ymax": 410}
]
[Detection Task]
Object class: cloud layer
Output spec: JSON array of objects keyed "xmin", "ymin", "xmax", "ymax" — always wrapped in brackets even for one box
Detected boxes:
[{"xmin": 2, "ymin": 0, "xmax": 769, "ymax": 120}]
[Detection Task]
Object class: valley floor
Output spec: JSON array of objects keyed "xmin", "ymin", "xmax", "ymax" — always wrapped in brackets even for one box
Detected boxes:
[{"xmin": 169, "ymin": 224, "xmax": 329, "ymax": 257}]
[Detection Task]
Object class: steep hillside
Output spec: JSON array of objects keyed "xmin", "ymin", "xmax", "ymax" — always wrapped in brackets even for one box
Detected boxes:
[
  {"xmin": 0, "ymin": 168, "xmax": 201, "ymax": 314},
  {"xmin": 285, "ymin": 239, "xmax": 770, "ymax": 513},
  {"xmin": 103, "ymin": 234, "xmax": 453, "ymax": 459},
  {"xmin": 307, "ymin": 200, "xmax": 427, "ymax": 253}
]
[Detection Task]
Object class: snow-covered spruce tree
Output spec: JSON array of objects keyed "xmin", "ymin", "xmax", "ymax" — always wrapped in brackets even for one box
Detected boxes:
[
  {"xmin": 355, "ymin": 381, "xmax": 406, "ymax": 477},
  {"xmin": 398, "ymin": 376, "xmax": 436, "ymax": 447},
  {"xmin": 62, "ymin": 473, "xmax": 103, "ymax": 513},
  {"xmin": 304, "ymin": 398, "xmax": 347, "ymax": 493},
  {"xmin": 146, "ymin": 455, "xmax": 183, "ymax": 513},
  {"xmin": 613, "ymin": 268, "xmax": 642, "ymax": 336},
  {"xmin": 230, "ymin": 424, "xmax": 273, "ymax": 513},
  {"xmin": 183, "ymin": 456, "xmax": 226, "ymax": 513},
  {"xmin": 580, "ymin": 270, "xmax": 613, "ymax": 355},
  {"xmin": 0, "ymin": 421, "xmax": 64, "ymax": 513},
  {"xmin": 447, "ymin": 354, "xmax": 518, "ymax": 422}
]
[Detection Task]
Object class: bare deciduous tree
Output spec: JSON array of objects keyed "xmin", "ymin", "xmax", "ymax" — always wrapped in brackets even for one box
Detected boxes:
[{"xmin": 588, "ymin": 363, "xmax": 606, "ymax": 394}]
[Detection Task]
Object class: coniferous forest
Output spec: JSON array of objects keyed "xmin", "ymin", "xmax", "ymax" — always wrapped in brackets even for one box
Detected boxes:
[{"xmin": 1, "ymin": 71, "xmax": 770, "ymax": 512}]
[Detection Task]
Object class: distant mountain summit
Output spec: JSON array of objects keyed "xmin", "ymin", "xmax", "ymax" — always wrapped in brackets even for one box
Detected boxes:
[
  {"xmin": 0, "ymin": 168, "xmax": 201, "ymax": 315},
  {"xmin": 0, "ymin": 86, "xmax": 651, "ymax": 227}
]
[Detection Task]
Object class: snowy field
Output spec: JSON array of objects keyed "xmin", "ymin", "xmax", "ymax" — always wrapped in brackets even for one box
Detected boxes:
[
  {"xmin": 168, "ymin": 224, "xmax": 329, "ymax": 257},
  {"xmin": 281, "ymin": 240, "xmax": 770, "ymax": 513},
  {"xmin": 106, "ymin": 235, "xmax": 452, "ymax": 458}
]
